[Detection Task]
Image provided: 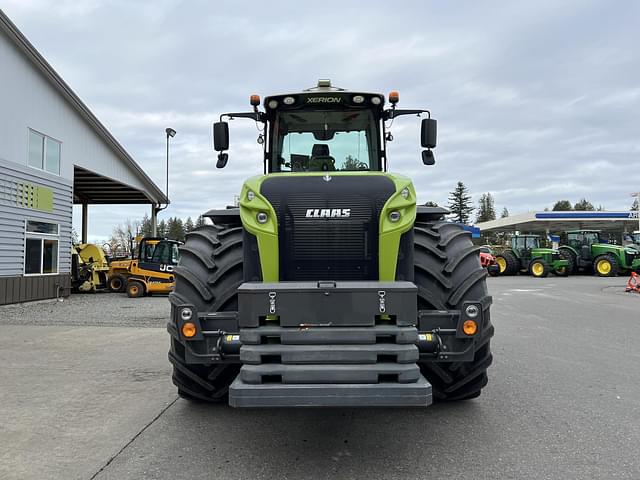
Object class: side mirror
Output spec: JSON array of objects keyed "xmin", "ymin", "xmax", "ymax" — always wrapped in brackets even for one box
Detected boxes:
[
  {"xmin": 421, "ymin": 118, "xmax": 437, "ymax": 149},
  {"xmin": 213, "ymin": 122, "xmax": 229, "ymax": 151},
  {"xmin": 216, "ymin": 153, "xmax": 229, "ymax": 169},
  {"xmin": 421, "ymin": 149, "xmax": 435, "ymax": 165}
]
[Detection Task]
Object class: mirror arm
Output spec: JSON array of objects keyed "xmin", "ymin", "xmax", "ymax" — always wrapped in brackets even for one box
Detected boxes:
[
  {"xmin": 220, "ymin": 112, "xmax": 266, "ymax": 122},
  {"xmin": 384, "ymin": 109, "xmax": 431, "ymax": 120}
]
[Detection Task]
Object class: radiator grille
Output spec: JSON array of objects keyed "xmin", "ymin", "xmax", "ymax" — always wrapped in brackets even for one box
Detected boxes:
[{"xmin": 261, "ymin": 176, "xmax": 396, "ymax": 281}]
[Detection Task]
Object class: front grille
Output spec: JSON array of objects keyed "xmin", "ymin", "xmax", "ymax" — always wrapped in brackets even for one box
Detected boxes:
[{"xmin": 261, "ymin": 176, "xmax": 396, "ymax": 281}]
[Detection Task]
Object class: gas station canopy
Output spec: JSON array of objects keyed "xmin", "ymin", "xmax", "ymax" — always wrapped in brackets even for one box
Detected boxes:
[{"xmin": 477, "ymin": 211, "xmax": 640, "ymax": 234}]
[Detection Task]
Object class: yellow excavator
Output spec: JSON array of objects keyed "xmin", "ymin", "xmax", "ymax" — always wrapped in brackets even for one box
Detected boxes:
[{"xmin": 108, "ymin": 237, "xmax": 181, "ymax": 297}]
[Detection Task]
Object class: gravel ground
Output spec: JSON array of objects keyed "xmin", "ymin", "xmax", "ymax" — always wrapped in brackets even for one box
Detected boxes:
[{"xmin": 0, "ymin": 292, "xmax": 170, "ymax": 328}]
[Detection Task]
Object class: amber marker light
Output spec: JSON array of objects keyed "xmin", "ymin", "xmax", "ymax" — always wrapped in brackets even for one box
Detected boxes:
[
  {"xmin": 389, "ymin": 90, "xmax": 400, "ymax": 104},
  {"xmin": 463, "ymin": 320, "xmax": 478, "ymax": 336},
  {"xmin": 250, "ymin": 94, "xmax": 261, "ymax": 106},
  {"xmin": 182, "ymin": 322, "xmax": 197, "ymax": 338}
]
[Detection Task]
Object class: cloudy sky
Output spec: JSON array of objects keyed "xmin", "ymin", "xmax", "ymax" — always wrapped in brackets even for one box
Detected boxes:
[{"xmin": 3, "ymin": 0, "xmax": 640, "ymax": 240}]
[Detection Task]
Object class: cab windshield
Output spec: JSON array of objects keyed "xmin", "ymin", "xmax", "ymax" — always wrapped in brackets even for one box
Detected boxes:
[
  {"xmin": 271, "ymin": 110, "xmax": 379, "ymax": 172},
  {"xmin": 512, "ymin": 236, "xmax": 539, "ymax": 250}
]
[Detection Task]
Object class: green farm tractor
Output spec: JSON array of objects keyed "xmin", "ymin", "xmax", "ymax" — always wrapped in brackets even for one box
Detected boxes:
[
  {"xmin": 166, "ymin": 81, "xmax": 494, "ymax": 408},
  {"xmin": 495, "ymin": 234, "xmax": 569, "ymax": 278},
  {"xmin": 558, "ymin": 230, "xmax": 640, "ymax": 277}
]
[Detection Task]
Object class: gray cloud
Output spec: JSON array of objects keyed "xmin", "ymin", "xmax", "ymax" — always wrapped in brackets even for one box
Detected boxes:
[{"xmin": 4, "ymin": 0, "xmax": 640, "ymax": 239}]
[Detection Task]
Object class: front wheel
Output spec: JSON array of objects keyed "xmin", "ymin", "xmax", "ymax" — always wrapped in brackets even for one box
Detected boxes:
[
  {"xmin": 414, "ymin": 222, "xmax": 494, "ymax": 401},
  {"xmin": 108, "ymin": 274, "xmax": 126, "ymax": 292},
  {"xmin": 594, "ymin": 254, "xmax": 618, "ymax": 277},
  {"xmin": 529, "ymin": 259, "xmax": 550, "ymax": 278}
]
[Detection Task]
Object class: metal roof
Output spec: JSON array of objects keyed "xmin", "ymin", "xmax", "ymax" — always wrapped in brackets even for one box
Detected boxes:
[
  {"xmin": 477, "ymin": 211, "xmax": 640, "ymax": 234},
  {"xmin": 0, "ymin": 9, "xmax": 168, "ymax": 205}
]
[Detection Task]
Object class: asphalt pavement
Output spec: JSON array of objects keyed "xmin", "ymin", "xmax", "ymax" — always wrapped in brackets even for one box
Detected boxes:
[{"xmin": 1, "ymin": 276, "xmax": 639, "ymax": 480}]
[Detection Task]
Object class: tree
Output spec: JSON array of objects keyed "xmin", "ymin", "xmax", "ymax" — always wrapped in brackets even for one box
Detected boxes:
[
  {"xmin": 341, "ymin": 155, "xmax": 366, "ymax": 170},
  {"xmin": 157, "ymin": 219, "xmax": 167, "ymax": 237},
  {"xmin": 476, "ymin": 193, "xmax": 496, "ymax": 223},
  {"xmin": 184, "ymin": 216, "xmax": 195, "ymax": 233},
  {"xmin": 195, "ymin": 215, "xmax": 207, "ymax": 228},
  {"xmin": 424, "ymin": 201, "xmax": 439, "ymax": 207},
  {"xmin": 166, "ymin": 217, "xmax": 185, "ymax": 242},
  {"xmin": 447, "ymin": 181, "xmax": 474, "ymax": 224},
  {"xmin": 108, "ymin": 219, "xmax": 140, "ymax": 255},
  {"xmin": 139, "ymin": 214, "xmax": 154, "ymax": 237},
  {"xmin": 552, "ymin": 200, "xmax": 573, "ymax": 211},
  {"xmin": 501, "ymin": 207, "xmax": 509, "ymax": 218},
  {"xmin": 574, "ymin": 198, "xmax": 595, "ymax": 211}
]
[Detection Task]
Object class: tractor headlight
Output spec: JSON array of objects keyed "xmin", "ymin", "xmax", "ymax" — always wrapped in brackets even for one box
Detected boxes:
[
  {"xmin": 268, "ymin": 100, "xmax": 278, "ymax": 109},
  {"xmin": 389, "ymin": 211, "xmax": 401, "ymax": 223},
  {"xmin": 371, "ymin": 96, "xmax": 382, "ymax": 105},
  {"xmin": 465, "ymin": 304, "xmax": 479, "ymax": 318},
  {"xmin": 247, "ymin": 190, "xmax": 255, "ymax": 201},
  {"xmin": 256, "ymin": 212, "xmax": 269, "ymax": 224},
  {"xmin": 352, "ymin": 95, "xmax": 365, "ymax": 104},
  {"xmin": 180, "ymin": 307, "xmax": 193, "ymax": 321},
  {"xmin": 401, "ymin": 187, "xmax": 410, "ymax": 199},
  {"xmin": 283, "ymin": 96, "xmax": 295, "ymax": 105}
]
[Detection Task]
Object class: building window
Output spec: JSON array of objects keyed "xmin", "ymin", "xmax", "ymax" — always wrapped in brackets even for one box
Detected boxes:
[
  {"xmin": 28, "ymin": 129, "xmax": 61, "ymax": 175},
  {"xmin": 24, "ymin": 220, "xmax": 59, "ymax": 275}
]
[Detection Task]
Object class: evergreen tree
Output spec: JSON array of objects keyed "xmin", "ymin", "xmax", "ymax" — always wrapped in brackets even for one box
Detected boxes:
[
  {"xmin": 574, "ymin": 198, "xmax": 595, "ymax": 211},
  {"xmin": 501, "ymin": 207, "xmax": 509, "ymax": 218},
  {"xmin": 139, "ymin": 214, "xmax": 154, "ymax": 237},
  {"xmin": 552, "ymin": 200, "xmax": 573, "ymax": 211},
  {"xmin": 195, "ymin": 215, "xmax": 207, "ymax": 228},
  {"xmin": 184, "ymin": 216, "xmax": 195, "ymax": 233},
  {"xmin": 476, "ymin": 193, "xmax": 496, "ymax": 223},
  {"xmin": 447, "ymin": 181, "xmax": 474, "ymax": 224},
  {"xmin": 157, "ymin": 219, "xmax": 167, "ymax": 237},
  {"xmin": 167, "ymin": 217, "xmax": 185, "ymax": 242}
]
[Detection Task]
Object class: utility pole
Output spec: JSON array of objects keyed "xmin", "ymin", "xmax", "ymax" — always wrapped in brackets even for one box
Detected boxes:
[{"xmin": 632, "ymin": 192, "xmax": 640, "ymax": 232}]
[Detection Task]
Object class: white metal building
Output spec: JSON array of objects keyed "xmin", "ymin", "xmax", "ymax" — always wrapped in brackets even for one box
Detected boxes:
[{"xmin": 0, "ymin": 10, "xmax": 167, "ymax": 304}]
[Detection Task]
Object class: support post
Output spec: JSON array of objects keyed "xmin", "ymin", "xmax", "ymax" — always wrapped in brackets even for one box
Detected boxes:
[
  {"xmin": 81, "ymin": 203, "xmax": 88, "ymax": 244},
  {"xmin": 151, "ymin": 205, "xmax": 158, "ymax": 237}
]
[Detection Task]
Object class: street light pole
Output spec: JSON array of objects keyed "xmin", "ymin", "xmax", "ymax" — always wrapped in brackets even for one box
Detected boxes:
[{"xmin": 152, "ymin": 128, "xmax": 176, "ymax": 236}]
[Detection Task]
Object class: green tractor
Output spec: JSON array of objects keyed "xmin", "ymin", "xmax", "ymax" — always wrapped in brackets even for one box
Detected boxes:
[
  {"xmin": 558, "ymin": 230, "xmax": 640, "ymax": 277},
  {"xmin": 494, "ymin": 234, "xmax": 569, "ymax": 278},
  {"xmin": 167, "ymin": 81, "xmax": 494, "ymax": 408}
]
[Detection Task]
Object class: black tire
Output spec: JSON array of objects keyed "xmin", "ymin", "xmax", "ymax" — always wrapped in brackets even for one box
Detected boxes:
[
  {"xmin": 168, "ymin": 224, "xmax": 243, "ymax": 403},
  {"xmin": 126, "ymin": 280, "xmax": 145, "ymax": 298},
  {"xmin": 593, "ymin": 253, "xmax": 618, "ymax": 277},
  {"xmin": 414, "ymin": 222, "xmax": 494, "ymax": 401},
  {"xmin": 553, "ymin": 265, "xmax": 569, "ymax": 277},
  {"xmin": 495, "ymin": 250, "xmax": 519, "ymax": 276},
  {"xmin": 108, "ymin": 274, "xmax": 126, "ymax": 292},
  {"xmin": 558, "ymin": 248, "xmax": 577, "ymax": 274},
  {"xmin": 529, "ymin": 259, "xmax": 550, "ymax": 278}
]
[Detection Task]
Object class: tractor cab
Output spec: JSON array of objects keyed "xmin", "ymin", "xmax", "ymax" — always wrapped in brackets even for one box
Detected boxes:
[
  {"xmin": 137, "ymin": 237, "xmax": 181, "ymax": 270},
  {"xmin": 566, "ymin": 230, "xmax": 601, "ymax": 262},
  {"xmin": 510, "ymin": 234, "xmax": 540, "ymax": 261},
  {"xmin": 212, "ymin": 79, "xmax": 438, "ymax": 173}
]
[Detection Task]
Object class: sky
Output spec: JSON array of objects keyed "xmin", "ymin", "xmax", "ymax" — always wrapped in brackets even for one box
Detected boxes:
[{"xmin": 3, "ymin": 0, "xmax": 640, "ymax": 241}]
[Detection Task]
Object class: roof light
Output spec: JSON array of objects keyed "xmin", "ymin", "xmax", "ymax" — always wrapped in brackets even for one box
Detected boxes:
[
  {"xmin": 318, "ymin": 79, "xmax": 332, "ymax": 88},
  {"xmin": 283, "ymin": 96, "xmax": 295, "ymax": 105},
  {"xmin": 389, "ymin": 91, "xmax": 399, "ymax": 104},
  {"xmin": 352, "ymin": 95, "xmax": 365, "ymax": 104},
  {"xmin": 250, "ymin": 94, "xmax": 261, "ymax": 106},
  {"xmin": 371, "ymin": 96, "xmax": 382, "ymax": 105},
  {"xmin": 268, "ymin": 99, "xmax": 278, "ymax": 109}
]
